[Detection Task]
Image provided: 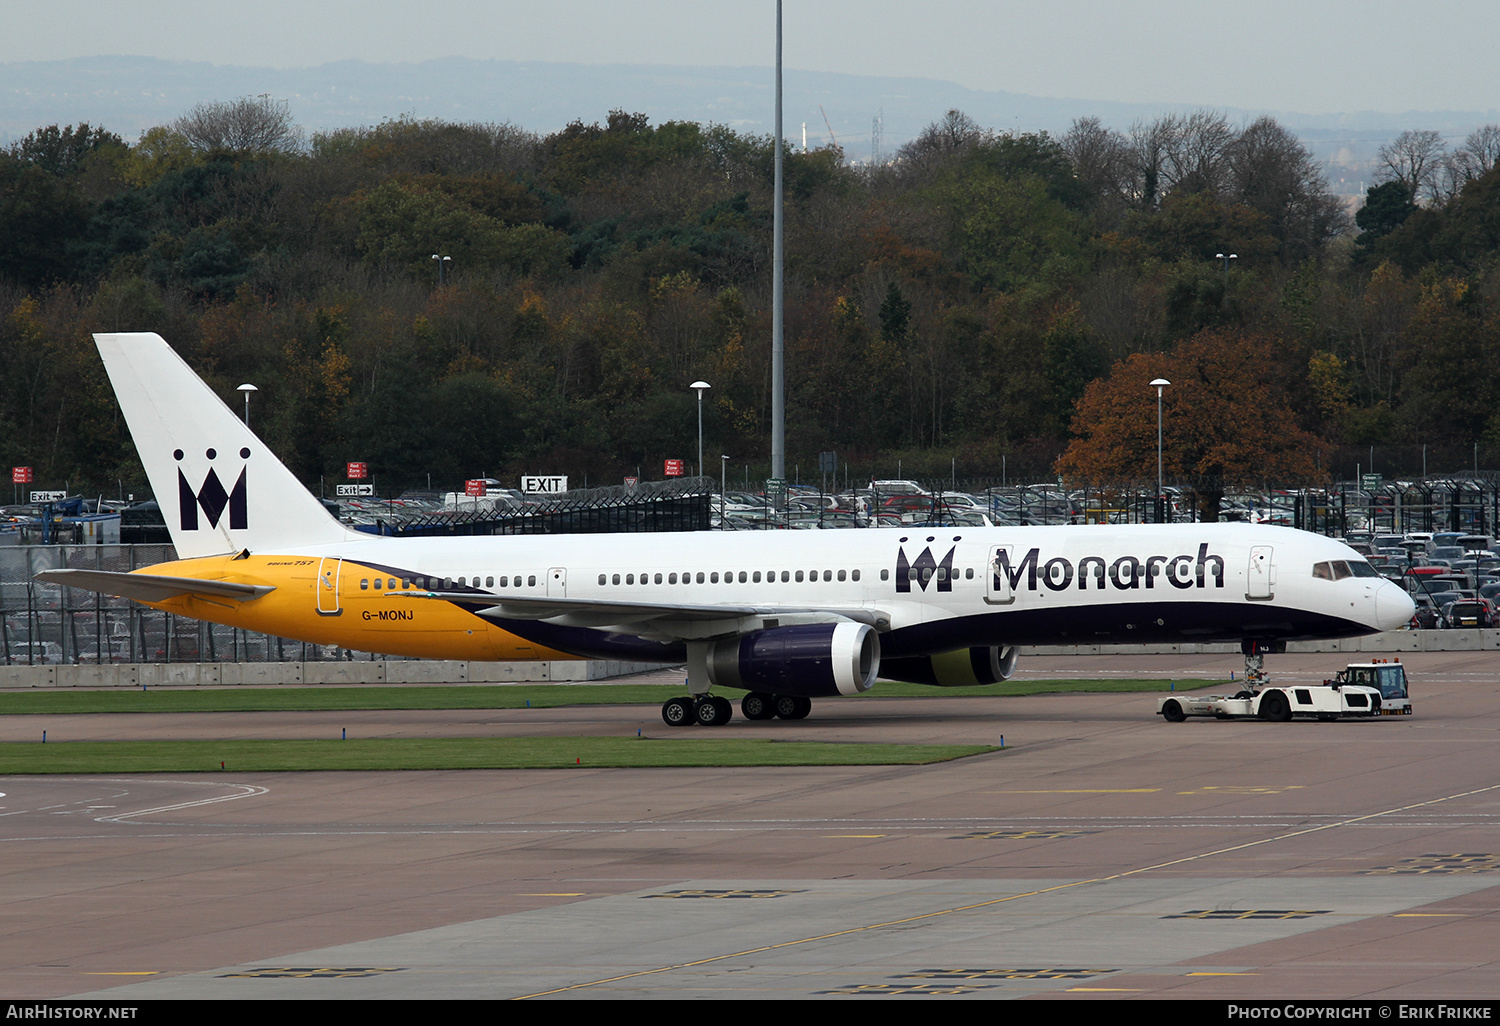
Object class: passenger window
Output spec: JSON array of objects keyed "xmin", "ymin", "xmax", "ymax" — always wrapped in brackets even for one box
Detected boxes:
[
  {"xmin": 781, "ymin": 571, "xmax": 789, "ymax": 582},
  {"xmin": 711, "ymin": 572, "xmax": 719, "ymax": 583},
  {"xmin": 373, "ymin": 578, "xmax": 382, "ymax": 589},
  {"xmin": 485, "ymin": 576, "xmax": 493, "ymax": 588},
  {"xmin": 360, "ymin": 579, "xmax": 369, "ymax": 590},
  {"xmin": 599, "ymin": 574, "xmax": 607, "ymax": 585},
  {"xmin": 613, "ymin": 574, "xmax": 621, "ymax": 585},
  {"xmin": 654, "ymin": 573, "xmax": 663, "ymax": 585},
  {"xmin": 795, "ymin": 570, "xmax": 804, "ymax": 582},
  {"xmin": 696, "ymin": 572, "xmax": 704, "ymax": 583},
  {"xmin": 669, "ymin": 573, "xmax": 678, "ymax": 584},
  {"xmin": 823, "ymin": 570, "xmax": 832, "ymax": 582},
  {"xmin": 753, "ymin": 571, "xmax": 761, "ymax": 583},
  {"xmin": 838, "ymin": 569, "xmax": 846, "ymax": 582},
  {"xmin": 626, "ymin": 574, "xmax": 634, "ymax": 585},
  {"xmin": 880, "ymin": 569, "xmax": 888, "ymax": 581},
  {"xmin": 527, "ymin": 575, "xmax": 536, "ymax": 587},
  {"xmin": 738, "ymin": 571, "xmax": 747, "ymax": 583},
  {"xmin": 852, "ymin": 570, "xmax": 860, "ymax": 581},
  {"xmin": 965, "ymin": 568, "xmax": 973, "ymax": 580}
]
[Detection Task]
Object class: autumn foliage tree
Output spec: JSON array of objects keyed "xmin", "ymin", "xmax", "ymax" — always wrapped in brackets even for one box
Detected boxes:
[{"xmin": 1057, "ymin": 328, "xmax": 1328, "ymax": 520}]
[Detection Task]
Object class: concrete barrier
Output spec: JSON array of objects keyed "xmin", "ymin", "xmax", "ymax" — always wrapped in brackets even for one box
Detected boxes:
[
  {"xmin": 0, "ymin": 632, "xmax": 1488, "ymax": 689},
  {"xmin": 1016, "ymin": 629, "xmax": 1500, "ymax": 658},
  {"xmin": 0, "ymin": 659, "xmax": 668, "ymax": 689}
]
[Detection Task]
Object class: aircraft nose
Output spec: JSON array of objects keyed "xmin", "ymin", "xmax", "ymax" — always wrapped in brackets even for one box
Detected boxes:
[{"xmin": 1374, "ymin": 581, "xmax": 1416, "ymax": 631}]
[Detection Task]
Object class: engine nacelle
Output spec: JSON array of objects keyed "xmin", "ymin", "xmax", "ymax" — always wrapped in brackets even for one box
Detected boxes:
[
  {"xmin": 880, "ymin": 645, "xmax": 1018, "ymax": 687},
  {"xmin": 706, "ymin": 622, "xmax": 880, "ymax": 698}
]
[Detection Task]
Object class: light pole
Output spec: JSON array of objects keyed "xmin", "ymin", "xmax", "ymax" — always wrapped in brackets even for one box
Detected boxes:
[
  {"xmin": 721, "ymin": 454, "xmax": 729, "ymax": 525},
  {"xmin": 431, "ymin": 254, "xmax": 451, "ymax": 285},
  {"xmin": 1215, "ymin": 252, "xmax": 1237, "ymax": 278},
  {"xmin": 1151, "ymin": 378, "xmax": 1170, "ymax": 522},
  {"xmin": 237, "ymin": 383, "xmax": 258, "ymax": 428},
  {"xmin": 690, "ymin": 380, "xmax": 711, "ymax": 477}
]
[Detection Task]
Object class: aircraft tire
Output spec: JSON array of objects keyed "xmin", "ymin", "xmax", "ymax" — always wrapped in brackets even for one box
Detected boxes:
[
  {"xmin": 1161, "ymin": 699, "xmax": 1185, "ymax": 723},
  {"xmin": 695, "ymin": 696, "xmax": 732, "ymax": 727},
  {"xmin": 662, "ymin": 697, "xmax": 694, "ymax": 727},
  {"xmin": 773, "ymin": 694, "xmax": 800, "ymax": 719},
  {"xmin": 1258, "ymin": 690, "xmax": 1292, "ymax": 722},
  {"xmin": 741, "ymin": 692, "xmax": 776, "ymax": 720},
  {"xmin": 782, "ymin": 696, "xmax": 812, "ymax": 720}
]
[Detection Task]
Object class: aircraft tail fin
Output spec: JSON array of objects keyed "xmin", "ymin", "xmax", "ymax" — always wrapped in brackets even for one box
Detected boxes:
[{"xmin": 95, "ymin": 332, "xmax": 361, "ymax": 558}]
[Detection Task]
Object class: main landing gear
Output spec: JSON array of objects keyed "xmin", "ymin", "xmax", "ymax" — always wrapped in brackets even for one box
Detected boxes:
[{"xmin": 659, "ymin": 691, "xmax": 813, "ymax": 727}]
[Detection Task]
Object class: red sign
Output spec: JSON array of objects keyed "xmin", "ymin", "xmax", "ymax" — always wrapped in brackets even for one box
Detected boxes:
[
  {"xmin": 664, "ymin": 459, "xmax": 685, "ymax": 477},
  {"xmin": 346, "ymin": 462, "xmax": 368, "ymax": 480},
  {"xmin": 12, "ymin": 467, "xmax": 32, "ymax": 484},
  {"xmin": 465, "ymin": 479, "xmax": 487, "ymax": 497}
]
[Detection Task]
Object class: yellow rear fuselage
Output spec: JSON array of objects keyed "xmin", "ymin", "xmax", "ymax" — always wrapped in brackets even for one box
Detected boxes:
[{"xmin": 133, "ymin": 555, "xmax": 575, "ymax": 661}]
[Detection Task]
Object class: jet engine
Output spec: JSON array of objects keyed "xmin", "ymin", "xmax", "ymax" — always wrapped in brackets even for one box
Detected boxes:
[
  {"xmin": 879, "ymin": 645, "xmax": 1018, "ymax": 687},
  {"xmin": 706, "ymin": 622, "xmax": 880, "ymax": 698}
]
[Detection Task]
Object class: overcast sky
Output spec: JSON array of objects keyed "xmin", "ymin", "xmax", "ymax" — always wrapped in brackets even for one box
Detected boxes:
[{"xmin": 4, "ymin": 1, "xmax": 1497, "ymax": 116}]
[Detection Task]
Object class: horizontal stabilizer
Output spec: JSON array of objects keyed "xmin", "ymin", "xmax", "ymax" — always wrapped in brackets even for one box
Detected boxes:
[{"xmin": 34, "ymin": 569, "xmax": 274, "ymax": 604}]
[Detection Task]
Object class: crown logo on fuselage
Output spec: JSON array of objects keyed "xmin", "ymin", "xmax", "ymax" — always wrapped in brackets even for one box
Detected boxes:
[{"xmin": 895, "ymin": 543, "xmax": 955, "ymax": 593}]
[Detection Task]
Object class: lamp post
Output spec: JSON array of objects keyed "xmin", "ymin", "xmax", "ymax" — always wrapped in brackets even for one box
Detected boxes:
[
  {"xmin": 1215, "ymin": 252, "xmax": 1237, "ymax": 278},
  {"xmin": 1151, "ymin": 378, "xmax": 1170, "ymax": 522},
  {"xmin": 237, "ymin": 383, "xmax": 258, "ymax": 428},
  {"xmin": 721, "ymin": 454, "xmax": 729, "ymax": 525},
  {"xmin": 690, "ymin": 380, "xmax": 711, "ymax": 477},
  {"xmin": 431, "ymin": 254, "xmax": 451, "ymax": 285}
]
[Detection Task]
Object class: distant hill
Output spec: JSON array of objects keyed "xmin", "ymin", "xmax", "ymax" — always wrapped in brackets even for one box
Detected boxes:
[{"xmin": 3, "ymin": 55, "xmax": 1496, "ymax": 195}]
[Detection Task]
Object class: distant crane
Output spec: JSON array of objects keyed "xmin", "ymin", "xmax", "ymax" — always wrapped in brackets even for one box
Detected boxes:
[{"xmin": 819, "ymin": 105, "xmax": 839, "ymax": 151}]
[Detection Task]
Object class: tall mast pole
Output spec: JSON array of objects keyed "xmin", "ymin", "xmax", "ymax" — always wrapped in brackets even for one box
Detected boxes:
[{"xmin": 771, "ymin": 0, "xmax": 786, "ymax": 485}]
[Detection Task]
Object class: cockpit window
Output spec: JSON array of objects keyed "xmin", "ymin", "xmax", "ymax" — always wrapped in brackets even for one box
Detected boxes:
[{"xmin": 1314, "ymin": 559, "xmax": 1379, "ymax": 580}]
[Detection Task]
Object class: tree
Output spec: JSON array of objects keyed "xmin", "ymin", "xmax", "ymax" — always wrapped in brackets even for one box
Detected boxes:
[
  {"xmin": 1356, "ymin": 181, "xmax": 1418, "ymax": 244},
  {"xmin": 1377, "ymin": 130, "xmax": 1445, "ymax": 205},
  {"xmin": 1057, "ymin": 328, "xmax": 1325, "ymax": 520},
  {"xmin": 1225, "ymin": 116, "xmax": 1349, "ymax": 261},
  {"xmin": 1062, "ymin": 116, "xmax": 1134, "ymax": 225},
  {"xmin": 10, "ymin": 123, "xmax": 124, "ymax": 177},
  {"xmin": 173, "ymin": 95, "xmax": 302, "ymax": 154}
]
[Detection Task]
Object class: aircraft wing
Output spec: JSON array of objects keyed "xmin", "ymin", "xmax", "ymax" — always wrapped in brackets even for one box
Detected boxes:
[
  {"xmin": 33, "ymin": 569, "xmax": 275, "ymax": 604},
  {"xmin": 391, "ymin": 590, "xmax": 888, "ymax": 635}
]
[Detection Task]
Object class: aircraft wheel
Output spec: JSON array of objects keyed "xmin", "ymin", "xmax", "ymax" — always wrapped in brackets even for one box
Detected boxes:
[
  {"xmin": 695, "ymin": 695, "xmax": 732, "ymax": 726},
  {"xmin": 1258, "ymin": 690, "xmax": 1292, "ymax": 723},
  {"xmin": 1161, "ymin": 699, "xmax": 1185, "ymax": 723},
  {"xmin": 661, "ymin": 697, "xmax": 694, "ymax": 727},
  {"xmin": 741, "ymin": 692, "xmax": 776, "ymax": 720},
  {"xmin": 776, "ymin": 696, "xmax": 811, "ymax": 720}
]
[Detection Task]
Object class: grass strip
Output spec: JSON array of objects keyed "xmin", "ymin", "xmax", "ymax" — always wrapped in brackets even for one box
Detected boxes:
[
  {"xmin": 0, "ymin": 678, "xmax": 1194, "ymax": 716},
  {"xmin": 0, "ymin": 737, "xmax": 997, "ymax": 773}
]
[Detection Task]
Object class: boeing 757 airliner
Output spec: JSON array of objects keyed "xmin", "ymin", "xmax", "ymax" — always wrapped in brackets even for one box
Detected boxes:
[{"xmin": 35, "ymin": 333, "xmax": 1415, "ymax": 724}]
